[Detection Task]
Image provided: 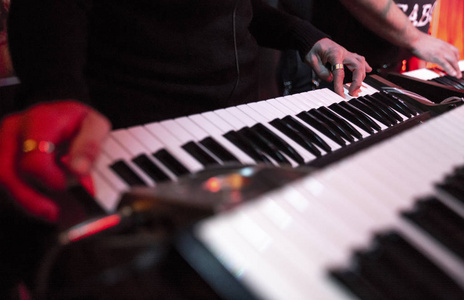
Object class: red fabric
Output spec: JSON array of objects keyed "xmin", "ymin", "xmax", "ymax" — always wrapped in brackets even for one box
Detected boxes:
[{"xmin": 427, "ymin": 0, "xmax": 464, "ymax": 67}]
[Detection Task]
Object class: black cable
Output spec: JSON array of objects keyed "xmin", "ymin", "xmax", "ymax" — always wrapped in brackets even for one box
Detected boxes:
[{"xmin": 227, "ymin": 0, "xmax": 241, "ymax": 102}]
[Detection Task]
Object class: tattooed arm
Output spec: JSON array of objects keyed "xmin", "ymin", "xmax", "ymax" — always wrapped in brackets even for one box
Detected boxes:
[{"xmin": 338, "ymin": 0, "xmax": 461, "ymax": 77}]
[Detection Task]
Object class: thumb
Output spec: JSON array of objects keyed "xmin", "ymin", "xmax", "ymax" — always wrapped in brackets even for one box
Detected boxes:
[
  {"xmin": 308, "ymin": 55, "xmax": 333, "ymax": 83},
  {"xmin": 62, "ymin": 109, "xmax": 111, "ymax": 175}
]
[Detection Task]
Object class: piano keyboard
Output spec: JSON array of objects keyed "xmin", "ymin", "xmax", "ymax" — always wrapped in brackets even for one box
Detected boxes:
[
  {"xmin": 179, "ymin": 104, "xmax": 464, "ymax": 300},
  {"xmin": 402, "ymin": 60, "xmax": 464, "ymax": 85},
  {"xmin": 386, "ymin": 61, "xmax": 464, "ymax": 102},
  {"xmin": 91, "ymin": 79, "xmax": 431, "ymax": 212}
]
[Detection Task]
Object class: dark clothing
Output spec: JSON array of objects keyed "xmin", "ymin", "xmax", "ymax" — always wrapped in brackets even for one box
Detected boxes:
[
  {"xmin": 311, "ymin": 0, "xmax": 437, "ymax": 71},
  {"xmin": 3, "ymin": 1, "xmax": 328, "ymax": 296},
  {"xmin": 8, "ymin": 0, "xmax": 327, "ymax": 128},
  {"xmin": 277, "ymin": 0, "xmax": 436, "ymax": 95}
]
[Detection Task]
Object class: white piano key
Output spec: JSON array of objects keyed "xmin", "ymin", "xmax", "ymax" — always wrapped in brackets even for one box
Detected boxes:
[
  {"xmin": 403, "ymin": 60, "xmax": 464, "ymax": 80},
  {"xmin": 201, "ymin": 111, "xmax": 235, "ymax": 133},
  {"xmin": 174, "ymin": 117, "xmax": 209, "ymax": 140},
  {"xmin": 111, "ymin": 129, "xmax": 148, "ymax": 156},
  {"xmin": 197, "ymin": 212, "xmax": 318, "ymax": 300},
  {"xmin": 144, "ymin": 122, "xmax": 203, "ymax": 173},
  {"xmin": 297, "ymin": 89, "xmax": 331, "ymax": 107},
  {"xmin": 174, "ymin": 117, "xmax": 225, "ymax": 157},
  {"xmin": 361, "ymin": 82, "xmax": 381, "ymax": 95},
  {"xmin": 160, "ymin": 119, "xmax": 196, "ymax": 145},
  {"xmin": 195, "ymin": 105, "xmax": 464, "ymax": 299},
  {"xmin": 293, "ymin": 91, "xmax": 332, "ymax": 112},
  {"xmin": 271, "ymin": 185, "xmax": 374, "ymax": 262},
  {"xmin": 343, "ymin": 81, "xmax": 377, "ymax": 99},
  {"xmin": 248, "ymin": 99, "xmax": 286, "ymax": 120},
  {"xmin": 90, "ymin": 169, "xmax": 121, "ymax": 212},
  {"xmin": 403, "ymin": 68, "xmax": 441, "ymax": 80},
  {"xmin": 127, "ymin": 126, "xmax": 165, "ymax": 153},
  {"xmin": 213, "ymin": 109, "xmax": 245, "ymax": 130},
  {"xmin": 220, "ymin": 202, "xmax": 354, "ymax": 300},
  {"xmin": 198, "ymin": 192, "xmax": 357, "ymax": 300},
  {"xmin": 101, "ymin": 136, "xmax": 155, "ymax": 187},
  {"xmin": 282, "ymin": 92, "xmax": 321, "ymax": 111},
  {"xmin": 110, "ymin": 129, "xmax": 176, "ymax": 181},
  {"xmin": 259, "ymin": 194, "xmax": 351, "ymax": 263},
  {"xmin": 233, "ymin": 204, "xmax": 354, "ymax": 299},
  {"xmin": 224, "ymin": 106, "xmax": 258, "ymax": 127},
  {"xmin": 160, "ymin": 118, "xmax": 225, "ymax": 166},
  {"xmin": 299, "ymin": 173, "xmax": 400, "ymax": 250}
]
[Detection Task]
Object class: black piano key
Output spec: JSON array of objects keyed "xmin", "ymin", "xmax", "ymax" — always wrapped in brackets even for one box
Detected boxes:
[
  {"xmin": 435, "ymin": 166, "xmax": 464, "ymax": 203},
  {"xmin": 153, "ymin": 149, "xmax": 190, "ymax": 177},
  {"xmin": 296, "ymin": 110, "xmax": 346, "ymax": 147},
  {"xmin": 369, "ymin": 92, "xmax": 413, "ymax": 118},
  {"xmin": 238, "ymin": 127, "xmax": 291, "ymax": 165},
  {"xmin": 364, "ymin": 94, "xmax": 404, "ymax": 122},
  {"xmin": 450, "ymin": 165, "xmax": 464, "ymax": 176},
  {"xmin": 269, "ymin": 118, "xmax": 322, "ymax": 157},
  {"xmin": 199, "ymin": 137, "xmax": 240, "ymax": 164},
  {"xmin": 380, "ymin": 232, "xmax": 464, "ymax": 299},
  {"xmin": 436, "ymin": 180, "xmax": 464, "ymax": 204},
  {"xmin": 403, "ymin": 197, "xmax": 464, "ymax": 260},
  {"xmin": 381, "ymin": 90, "xmax": 423, "ymax": 114},
  {"xmin": 311, "ymin": 108, "xmax": 355, "ymax": 142},
  {"xmin": 330, "ymin": 269, "xmax": 389, "ymax": 300},
  {"xmin": 359, "ymin": 96, "xmax": 399, "ymax": 124},
  {"xmin": 442, "ymin": 75, "xmax": 464, "ymax": 90},
  {"xmin": 110, "ymin": 160, "xmax": 147, "ymax": 186},
  {"xmin": 328, "ymin": 103, "xmax": 375, "ymax": 134},
  {"xmin": 356, "ymin": 97, "xmax": 397, "ymax": 125},
  {"xmin": 182, "ymin": 141, "xmax": 221, "ymax": 167},
  {"xmin": 339, "ymin": 101, "xmax": 382, "ymax": 131},
  {"xmin": 251, "ymin": 123, "xmax": 305, "ymax": 165},
  {"xmin": 446, "ymin": 166, "xmax": 464, "ymax": 183},
  {"xmin": 282, "ymin": 116, "xmax": 331, "ymax": 153},
  {"xmin": 318, "ymin": 106, "xmax": 363, "ymax": 139},
  {"xmin": 351, "ymin": 248, "xmax": 420, "ymax": 299},
  {"xmin": 432, "ymin": 76, "xmax": 464, "ymax": 90},
  {"xmin": 448, "ymin": 73, "xmax": 464, "ymax": 82},
  {"xmin": 223, "ymin": 130, "xmax": 273, "ymax": 165},
  {"xmin": 344, "ymin": 232, "xmax": 464, "ymax": 300},
  {"xmin": 132, "ymin": 154, "xmax": 171, "ymax": 183},
  {"xmin": 349, "ymin": 98, "xmax": 393, "ymax": 127}
]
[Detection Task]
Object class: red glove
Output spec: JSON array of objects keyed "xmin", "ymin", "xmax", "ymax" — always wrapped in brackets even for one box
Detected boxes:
[{"xmin": 0, "ymin": 101, "xmax": 111, "ymax": 222}]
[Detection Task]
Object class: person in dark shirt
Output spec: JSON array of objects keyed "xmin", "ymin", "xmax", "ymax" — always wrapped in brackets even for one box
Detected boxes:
[
  {"xmin": 0, "ymin": 0, "xmax": 370, "ymax": 298},
  {"xmin": 8, "ymin": 0, "xmax": 369, "ymax": 128}
]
